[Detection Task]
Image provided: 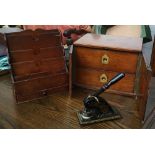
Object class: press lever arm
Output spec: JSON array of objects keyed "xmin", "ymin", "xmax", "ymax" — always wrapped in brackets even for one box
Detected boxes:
[{"xmin": 93, "ymin": 73, "xmax": 125, "ymax": 97}]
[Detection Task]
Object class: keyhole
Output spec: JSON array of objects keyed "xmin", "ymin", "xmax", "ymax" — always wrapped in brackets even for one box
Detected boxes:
[
  {"xmin": 102, "ymin": 55, "xmax": 109, "ymax": 64},
  {"xmin": 103, "ymin": 58, "xmax": 107, "ymax": 62},
  {"xmin": 100, "ymin": 74, "xmax": 108, "ymax": 83},
  {"xmin": 102, "ymin": 77, "xmax": 106, "ymax": 80},
  {"xmin": 42, "ymin": 91, "xmax": 47, "ymax": 96}
]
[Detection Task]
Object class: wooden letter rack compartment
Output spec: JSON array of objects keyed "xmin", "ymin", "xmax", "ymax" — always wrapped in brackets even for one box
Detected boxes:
[{"xmin": 6, "ymin": 29, "xmax": 68, "ymax": 103}]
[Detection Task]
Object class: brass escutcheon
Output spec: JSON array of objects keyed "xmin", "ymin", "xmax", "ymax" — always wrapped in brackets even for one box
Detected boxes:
[
  {"xmin": 102, "ymin": 54, "xmax": 109, "ymax": 64},
  {"xmin": 100, "ymin": 74, "xmax": 108, "ymax": 83}
]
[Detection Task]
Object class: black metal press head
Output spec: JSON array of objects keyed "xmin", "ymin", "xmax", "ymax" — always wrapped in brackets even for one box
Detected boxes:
[{"xmin": 79, "ymin": 73, "xmax": 125, "ymax": 124}]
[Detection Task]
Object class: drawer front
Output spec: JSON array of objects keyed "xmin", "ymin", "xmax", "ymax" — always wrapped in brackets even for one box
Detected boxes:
[
  {"xmin": 12, "ymin": 57, "xmax": 66, "ymax": 78},
  {"xmin": 74, "ymin": 68, "xmax": 135, "ymax": 93},
  {"xmin": 10, "ymin": 46, "xmax": 64, "ymax": 63},
  {"xmin": 14, "ymin": 73, "xmax": 68, "ymax": 97},
  {"xmin": 75, "ymin": 47, "xmax": 139, "ymax": 74},
  {"xmin": 15, "ymin": 85, "xmax": 68, "ymax": 103}
]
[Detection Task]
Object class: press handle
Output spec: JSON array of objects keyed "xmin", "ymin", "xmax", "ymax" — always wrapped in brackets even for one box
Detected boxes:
[
  {"xmin": 93, "ymin": 73, "xmax": 125, "ymax": 97},
  {"xmin": 107, "ymin": 73, "xmax": 125, "ymax": 86}
]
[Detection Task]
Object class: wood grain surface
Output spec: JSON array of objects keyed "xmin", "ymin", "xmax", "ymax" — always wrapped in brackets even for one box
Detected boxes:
[
  {"xmin": 74, "ymin": 68, "xmax": 135, "ymax": 93},
  {"xmin": 6, "ymin": 29, "xmax": 68, "ymax": 103},
  {"xmin": 75, "ymin": 46, "xmax": 139, "ymax": 74},
  {"xmin": 0, "ymin": 74, "xmax": 142, "ymax": 129}
]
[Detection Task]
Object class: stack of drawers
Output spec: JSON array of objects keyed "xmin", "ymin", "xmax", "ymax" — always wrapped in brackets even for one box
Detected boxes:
[
  {"xmin": 6, "ymin": 29, "xmax": 68, "ymax": 103},
  {"xmin": 73, "ymin": 33, "xmax": 144, "ymax": 97}
]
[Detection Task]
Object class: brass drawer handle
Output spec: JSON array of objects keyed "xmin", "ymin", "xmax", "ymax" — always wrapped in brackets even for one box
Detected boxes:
[
  {"xmin": 100, "ymin": 74, "xmax": 108, "ymax": 83},
  {"xmin": 102, "ymin": 54, "xmax": 109, "ymax": 64}
]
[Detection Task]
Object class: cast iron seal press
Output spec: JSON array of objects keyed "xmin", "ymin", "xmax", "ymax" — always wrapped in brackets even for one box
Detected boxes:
[{"xmin": 77, "ymin": 73, "xmax": 125, "ymax": 125}]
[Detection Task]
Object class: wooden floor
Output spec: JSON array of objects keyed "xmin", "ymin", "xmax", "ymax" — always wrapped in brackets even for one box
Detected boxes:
[{"xmin": 0, "ymin": 74, "xmax": 142, "ymax": 129}]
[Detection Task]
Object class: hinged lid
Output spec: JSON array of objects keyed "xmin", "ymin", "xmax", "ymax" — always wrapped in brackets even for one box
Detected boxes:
[{"xmin": 74, "ymin": 33, "xmax": 143, "ymax": 52}]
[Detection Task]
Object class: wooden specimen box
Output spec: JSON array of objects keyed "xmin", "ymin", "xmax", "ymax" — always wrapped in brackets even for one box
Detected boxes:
[
  {"xmin": 71, "ymin": 33, "xmax": 151, "ymax": 120},
  {"xmin": 6, "ymin": 29, "xmax": 68, "ymax": 103},
  {"xmin": 73, "ymin": 33, "xmax": 143, "ymax": 96}
]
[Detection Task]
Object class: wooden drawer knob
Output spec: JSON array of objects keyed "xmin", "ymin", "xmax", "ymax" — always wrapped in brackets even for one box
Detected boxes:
[
  {"xmin": 100, "ymin": 74, "xmax": 108, "ymax": 83},
  {"xmin": 33, "ymin": 37, "xmax": 39, "ymax": 42},
  {"xmin": 102, "ymin": 54, "xmax": 109, "ymax": 64},
  {"xmin": 42, "ymin": 90, "xmax": 48, "ymax": 96}
]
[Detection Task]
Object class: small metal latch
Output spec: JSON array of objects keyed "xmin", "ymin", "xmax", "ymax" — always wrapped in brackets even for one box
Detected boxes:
[
  {"xmin": 100, "ymin": 74, "xmax": 108, "ymax": 83},
  {"xmin": 102, "ymin": 54, "xmax": 109, "ymax": 64}
]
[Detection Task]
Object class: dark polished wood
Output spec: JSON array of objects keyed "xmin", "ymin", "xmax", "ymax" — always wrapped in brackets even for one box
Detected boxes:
[
  {"xmin": 10, "ymin": 46, "xmax": 64, "ymax": 63},
  {"xmin": 6, "ymin": 29, "xmax": 68, "ymax": 103},
  {"xmin": 0, "ymin": 74, "xmax": 142, "ymax": 129},
  {"xmin": 75, "ymin": 68, "xmax": 135, "ymax": 93},
  {"xmin": 75, "ymin": 46, "xmax": 139, "ymax": 74}
]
